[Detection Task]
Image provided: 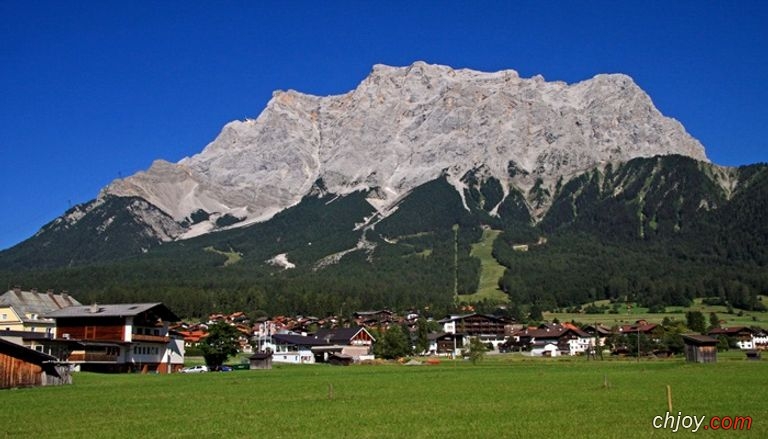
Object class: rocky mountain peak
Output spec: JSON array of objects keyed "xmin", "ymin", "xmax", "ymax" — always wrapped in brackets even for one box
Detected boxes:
[{"xmin": 102, "ymin": 62, "xmax": 708, "ymax": 240}]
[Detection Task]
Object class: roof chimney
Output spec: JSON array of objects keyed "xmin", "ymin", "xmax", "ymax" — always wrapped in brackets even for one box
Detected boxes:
[{"xmin": 90, "ymin": 303, "xmax": 100, "ymax": 313}]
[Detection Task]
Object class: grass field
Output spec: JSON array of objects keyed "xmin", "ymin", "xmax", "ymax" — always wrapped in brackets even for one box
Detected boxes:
[
  {"xmin": 204, "ymin": 246, "xmax": 242, "ymax": 266},
  {"xmin": 458, "ymin": 228, "xmax": 508, "ymax": 304},
  {"xmin": 2, "ymin": 355, "xmax": 765, "ymax": 438},
  {"xmin": 546, "ymin": 297, "xmax": 768, "ymax": 327}
]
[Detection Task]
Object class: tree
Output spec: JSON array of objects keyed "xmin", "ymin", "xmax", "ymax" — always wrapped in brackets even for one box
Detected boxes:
[
  {"xmin": 199, "ymin": 321, "xmax": 241, "ymax": 368},
  {"xmin": 685, "ymin": 311, "xmax": 706, "ymax": 333},
  {"xmin": 529, "ymin": 303, "xmax": 544, "ymax": 322},
  {"xmin": 374, "ymin": 325, "xmax": 412, "ymax": 359},
  {"xmin": 415, "ymin": 318, "xmax": 430, "ymax": 355},
  {"xmin": 708, "ymin": 312, "xmax": 720, "ymax": 330},
  {"xmin": 716, "ymin": 335, "xmax": 731, "ymax": 352},
  {"xmin": 465, "ymin": 337, "xmax": 488, "ymax": 364}
]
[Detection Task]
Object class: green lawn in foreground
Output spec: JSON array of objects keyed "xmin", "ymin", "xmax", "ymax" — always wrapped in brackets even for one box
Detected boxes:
[
  {"xmin": 1, "ymin": 356, "xmax": 765, "ymax": 438},
  {"xmin": 458, "ymin": 228, "xmax": 508, "ymax": 304}
]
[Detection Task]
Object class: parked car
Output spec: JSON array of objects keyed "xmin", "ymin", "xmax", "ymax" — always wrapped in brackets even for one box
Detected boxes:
[
  {"xmin": 218, "ymin": 365, "xmax": 233, "ymax": 372},
  {"xmin": 180, "ymin": 365, "xmax": 209, "ymax": 373}
]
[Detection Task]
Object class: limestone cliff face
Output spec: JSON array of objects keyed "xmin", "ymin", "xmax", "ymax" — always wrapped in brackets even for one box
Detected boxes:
[{"xmin": 103, "ymin": 62, "xmax": 707, "ymax": 239}]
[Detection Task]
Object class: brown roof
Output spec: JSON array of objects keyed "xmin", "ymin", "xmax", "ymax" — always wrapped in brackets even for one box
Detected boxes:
[
  {"xmin": 515, "ymin": 324, "xmax": 590, "ymax": 339},
  {"xmin": 618, "ymin": 322, "xmax": 658, "ymax": 334},
  {"xmin": 681, "ymin": 334, "xmax": 719, "ymax": 346},
  {"xmin": 708, "ymin": 326, "xmax": 753, "ymax": 336}
]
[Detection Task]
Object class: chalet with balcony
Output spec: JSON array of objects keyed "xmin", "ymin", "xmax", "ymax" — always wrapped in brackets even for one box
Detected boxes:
[
  {"xmin": 313, "ymin": 326, "xmax": 376, "ymax": 361},
  {"xmin": 427, "ymin": 332, "xmax": 465, "ymax": 357},
  {"xmin": 261, "ymin": 326, "xmax": 376, "ymax": 364},
  {"xmin": 45, "ymin": 303, "xmax": 184, "ymax": 373},
  {"xmin": 439, "ymin": 314, "xmax": 509, "ymax": 348},
  {"xmin": 708, "ymin": 326, "xmax": 756, "ymax": 350},
  {"xmin": 268, "ymin": 333, "xmax": 328, "ymax": 364},
  {"xmin": 512, "ymin": 323, "xmax": 594, "ymax": 356}
]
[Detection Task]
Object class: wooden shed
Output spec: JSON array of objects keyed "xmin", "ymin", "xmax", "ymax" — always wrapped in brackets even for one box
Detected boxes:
[
  {"xmin": 0, "ymin": 338, "xmax": 71, "ymax": 389},
  {"xmin": 249, "ymin": 352, "xmax": 273, "ymax": 370},
  {"xmin": 682, "ymin": 334, "xmax": 718, "ymax": 364}
]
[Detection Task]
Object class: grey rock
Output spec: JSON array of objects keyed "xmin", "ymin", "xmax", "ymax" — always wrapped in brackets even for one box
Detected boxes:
[{"xmin": 102, "ymin": 62, "xmax": 707, "ymax": 239}]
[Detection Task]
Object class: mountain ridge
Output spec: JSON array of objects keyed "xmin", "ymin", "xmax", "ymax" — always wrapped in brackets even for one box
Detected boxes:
[
  {"xmin": 7, "ymin": 63, "xmax": 766, "ymax": 317},
  {"xmin": 100, "ymin": 61, "xmax": 707, "ymax": 242}
]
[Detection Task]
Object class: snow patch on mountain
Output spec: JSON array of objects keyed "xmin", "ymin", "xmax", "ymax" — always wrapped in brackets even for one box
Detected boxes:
[{"xmin": 267, "ymin": 253, "xmax": 296, "ymax": 270}]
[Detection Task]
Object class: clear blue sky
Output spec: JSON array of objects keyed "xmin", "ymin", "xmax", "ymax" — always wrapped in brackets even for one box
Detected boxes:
[{"xmin": 1, "ymin": 1, "xmax": 767, "ymax": 250}]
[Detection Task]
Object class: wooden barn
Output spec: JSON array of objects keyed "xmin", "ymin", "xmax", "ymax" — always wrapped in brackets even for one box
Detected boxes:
[
  {"xmin": 682, "ymin": 334, "xmax": 718, "ymax": 363},
  {"xmin": 0, "ymin": 337, "xmax": 71, "ymax": 389},
  {"xmin": 249, "ymin": 352, "xmax": 273, "ymax": 370}
]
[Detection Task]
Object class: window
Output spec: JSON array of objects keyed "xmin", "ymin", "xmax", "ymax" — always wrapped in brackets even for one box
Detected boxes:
[{"xmin": 1, "ymin": 313, "xmax": 6, "ymax": 320}]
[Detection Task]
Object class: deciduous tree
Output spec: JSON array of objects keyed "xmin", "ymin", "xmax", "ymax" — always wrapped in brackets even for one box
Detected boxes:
[{"xmin": 199, "ymin": 321, "xmax": 241, "ymax": 368}]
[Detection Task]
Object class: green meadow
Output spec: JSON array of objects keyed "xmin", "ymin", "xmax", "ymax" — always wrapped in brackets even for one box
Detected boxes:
[
  {"xmin": 547, "ymin": 297, "xmax": 768, "ymax": 327},
  {"xmin": 2, "ymin": 355, "xmax": 765, "ymax": 438},
  {"xmin": 458, "ymin": 228, "xmax": 508, "ymax": 304}
]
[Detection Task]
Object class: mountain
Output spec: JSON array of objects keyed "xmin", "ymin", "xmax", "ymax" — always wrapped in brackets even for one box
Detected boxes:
[
  {"xmin": 4, "ymin": 62, "xmax": 706, "ymax": 266},
  {"xmin": 2, "ymin": 62, "xmax": 765, "ymax": 317},
  {"xmin": 1, "ymin": 157, "xmax": 766, "ymax": 317},
  {"xmin": 105, "ymin": 62, "xmax": 705, "ymax": 233}
]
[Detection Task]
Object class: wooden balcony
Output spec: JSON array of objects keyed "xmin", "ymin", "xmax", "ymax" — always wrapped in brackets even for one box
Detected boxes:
[
  {"xmin": 68, "ymin": 352, "xmax": 119, "ymax": 363},
  {"xmin": 132, "ymin": 334, "xmax": 169, "ymax": 343}
]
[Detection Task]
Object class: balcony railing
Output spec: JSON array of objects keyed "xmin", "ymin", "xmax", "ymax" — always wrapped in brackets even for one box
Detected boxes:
[
  {"xmin": 68, "ymin": 353, "xmax": 119, "ymax": 363},
  {"xmin": 132, "ymin": 334, "xmax": 169, "ymax": 343}
]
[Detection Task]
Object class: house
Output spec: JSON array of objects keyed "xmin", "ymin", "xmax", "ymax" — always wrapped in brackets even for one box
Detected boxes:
[
  {"xmin": 582, "ymin": 323, "xmax": 612, "ymax": 349},
  {"xmin": 45, "ymin": 303, "xmax": 185, "ymax": 373},
  {"xmin": 427, "ymin": 332, "xmax": 465, "ymax": 357},
  {"xmin": 176, "ymin": 328, "xmax": 208, "ymax": 347},
  {"xmin": 0, "ymin": 337, "xmax": 71, "ymax": 389},
  {"xmin": 268, "ymin": 333, "xmax": 328, "ymax": 364},
  {"xmin": 617, "ymin": 320, "xmax": 659, "ymax": 336},
  {"xmin": 708, "ymin": 326, "xmax": 755, "ymax": 350},
  {"xmin": 438, "ymin": 314, "xmax": 509, "ymax": 348},
  {"xmin": 513, "ymin": 324, "xmax": 594, "ymax": 356},
  {"xmin": 259, "ymin": 327, "xmax": 376, "ymax": 364},
  {"xmin": 681, "ymin": 334, "xmax": 718, "ymax": 363},
  {"xmin": 353, "ymin": 310, "xmax": 394, "ymax": 326},
  {"xmin": 313, "ymin": 326, "xmax": 376, "ymax": 361},
  {"xmin": 0, "ymin": 288, "xmax": 81, "ymax": 353},
  {"xmin": 752, "ymin": 328, "xmax": 767, "ymax": 350}
]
